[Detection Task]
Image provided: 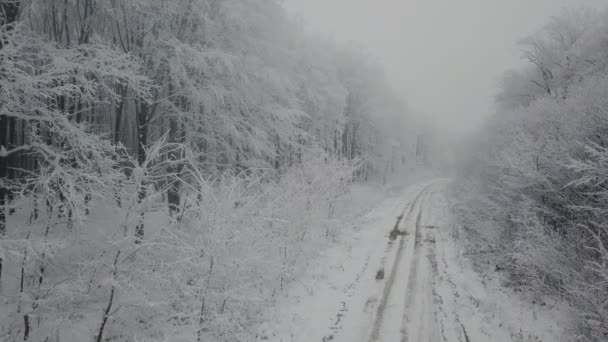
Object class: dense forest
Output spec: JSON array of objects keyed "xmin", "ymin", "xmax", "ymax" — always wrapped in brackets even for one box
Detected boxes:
[
  {"xmin": 454, "ymin": 7, "xmax": 608, "ymax": 341},
  {"xmin": 0, "ymin": 1, "xmax": 422, "ymax": 341},
  {"xmin": 8, "ymin": 1, "xmax": 608, "ymax": 341}
]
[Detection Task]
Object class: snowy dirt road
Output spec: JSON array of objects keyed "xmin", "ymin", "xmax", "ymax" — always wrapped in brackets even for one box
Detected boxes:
[{"xmin": 262, "ymin": 180, "xmax": 570, "ymax": 342}]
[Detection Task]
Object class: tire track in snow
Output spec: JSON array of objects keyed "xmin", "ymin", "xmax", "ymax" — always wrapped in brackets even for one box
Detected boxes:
[
  {"xmin": 368, "ymin": 184, "xmax": 434, "ymax": 342},
  {"xmin": 400, "ymin": 208, "xmax": 423, "ymax": 342},
  {"xmin": 400, "ymin": 190, "xmax": 437, "ymax": 342},
  {"xmin": 427, "ymin": 198, "xmax": 466, "ymax": 342},
  {"xmin": 320, "ymin": 192, "xmax": 413, "ymax": 342}
]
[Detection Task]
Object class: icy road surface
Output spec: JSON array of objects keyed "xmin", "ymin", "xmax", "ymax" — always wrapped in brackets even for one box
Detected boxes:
[{"xmin": 260, "ymin": 180, "xmax": 571, "ymax": 342}]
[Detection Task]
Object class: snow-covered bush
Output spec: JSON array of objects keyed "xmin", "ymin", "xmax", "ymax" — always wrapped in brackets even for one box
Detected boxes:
[
  {"xmin": 1, "ymin": 142, "xmax": 367, "ymax": 341},
  {"xmin": 178, "ymin": 150, "xmax": 360, "ymax": 340}
]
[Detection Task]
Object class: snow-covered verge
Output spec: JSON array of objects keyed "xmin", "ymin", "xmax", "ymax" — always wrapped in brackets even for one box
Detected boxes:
[
  {"xmin": 258, "ymin": 180, "xmax": 571, "ymax": 342},
  {"xmin": 438, "ymin": 216, "xmax": 575, "ymax": 342},
  {"xmin": 256, "ymin": 182, "xmax": 428, "ymax": 341}
]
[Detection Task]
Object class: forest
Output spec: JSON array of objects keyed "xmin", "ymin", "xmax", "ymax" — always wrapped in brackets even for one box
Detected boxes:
[
  {"xmin": 4, "ymin": 1, "xmax": 608, "ymax": 342},
  {"xmin": 0, "ymin": 0, "xmax": 419, "ymax": 341},
  {"xmin": 454, "ymin": 7, "xmax": 608, "ymax": 341}
]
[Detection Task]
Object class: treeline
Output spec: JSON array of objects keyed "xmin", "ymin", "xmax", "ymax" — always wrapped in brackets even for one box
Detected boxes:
[
  {"xmin": 0, "ymin": 0, "xmax": 411, "ymax": 238},
  {"xmin": 454, "ymin": 7, "xmax": 608, "ymax": 341},
  {"xmin": 0, "ymin": 0, "xmax": 414, "ymax": 341}
]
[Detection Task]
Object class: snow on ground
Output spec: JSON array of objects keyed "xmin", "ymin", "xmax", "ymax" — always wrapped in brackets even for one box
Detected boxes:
[{"xmin": 258, "ymin": 180, "xmax": 573, "ymax": 342}]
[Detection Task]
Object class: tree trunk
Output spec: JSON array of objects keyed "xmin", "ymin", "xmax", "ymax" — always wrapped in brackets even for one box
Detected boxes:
[
  {"xmin": 95, "ymin": 251, "xmax": 120, "ymax": 342},
  {"xmin": 0, "ymin": 0, "xmax": 21, "ymax": 284},
  {"xmin": 0, "ymin": 114, "xmax": 7, "ymax": 284},
  {"xmin": 114, "ymin": 85, "xmax": 127, "ymax": 145},
  {"xmin": 167, "ymin": 112, "xmax": 186, "ymax": 217},
  {"xmin": 134, "ymin": 101, "xmax": 149, "ymax": 243},
  {"xmin": 23, "ymin": 314, "xmax": 29, "ymax": 341},
  {"xmin": 7, "ymin": 117, "xmax": 16, "ymax": 213}
]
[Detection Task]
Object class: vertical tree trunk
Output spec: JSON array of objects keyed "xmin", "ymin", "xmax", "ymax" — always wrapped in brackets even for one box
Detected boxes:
[
  {"xmin": 167, "ymin": 89, "xmax": 184, "ymax": 217},
  {"xmin": 0, "ymin": 0, "xmax": 21, "ymax": 285},
  {"xmin": 0, "ymin": 114, "xmax": 7, "ymax": 284},
  {"xmin": 23, "ymin": 314, "xmax": 29, "ymax": 341},
  {"xmin": 110, "ymin": 85, "xmax": 128, "ymax": 209},
  {"xmin": 274, "ymin": 132, "xmax": 280, "ymax": 170},
  {"xmin": 134, "ymin": 101, "xmax": 149, "ymax": 243},
  {"xmin": 167, "ymin": 116, "xmax": 181, "ymax": 217},
  {"xmin": 114, "ymin": 85, "xmax": 127, "ymax": 145},
  {"xmin": 333, "ymin": 129, "xmax": 339, "ymax": 158},
  {"xmin": 342, "ymin": 124, "xmax": 349, "ymax": 159},
  {"xmin": 95, "ymin": 251, "xmax": 120, "ymax": 342},
  {"xmin": 7, "ymin": 117, "xmax": 16, "ymax": 213}
]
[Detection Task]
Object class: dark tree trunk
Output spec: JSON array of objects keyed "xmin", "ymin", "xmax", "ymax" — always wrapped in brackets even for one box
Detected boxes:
[
  {"xmin": 0, "ymin": 114, "xmax": 7, "ymax": 235},
  {"xmin": 167, "ymin": 116, "xmax": 183, "ymax": 217},
  {"xmin": 95, "ymin": 251, "xmax": 120, "ymax": 342},
  {"xmin": 0, "ymin": 86, "xmax": 7, "ymax": 288},
  {"xmin": 114, "ymin": 85, "xmax": 127, "ymax": 145},
  {"xmin": 0, "ymin": 0, "xmax": 21, "ymax": 284},
  {"xmin": 7, "ymin": 117, "xmax": 16, "ymax": 214},
  {"xmin": 23, "ymin": 314, "xmax": 29, "ymax": 341},
  {"xmin": 134, "ymin": 101, "xmax": 150, "ymax": 243},
  {"xmin": 112, "ymin": 85, "xmax": 128, "ymax": 209}
]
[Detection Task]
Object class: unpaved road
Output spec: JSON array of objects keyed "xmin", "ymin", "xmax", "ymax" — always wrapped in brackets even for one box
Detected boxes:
[
  {"xmin": 266, "ymin": 180, "xmax": 570, "ymax": 342},
  {"xmin": 368, "ymin": 181, "xmax": 464, "ymax": 342}
]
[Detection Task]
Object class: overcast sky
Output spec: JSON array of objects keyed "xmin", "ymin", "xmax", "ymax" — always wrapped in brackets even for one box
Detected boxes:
[{"xmin": 284, "ymin": 0, "xmax": 607, "ymax": 137}]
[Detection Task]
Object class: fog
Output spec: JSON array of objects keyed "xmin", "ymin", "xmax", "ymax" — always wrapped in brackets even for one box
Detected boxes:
[{"xmin": 285, "ymin": 0, "xmax": 607, "ymax": 137}]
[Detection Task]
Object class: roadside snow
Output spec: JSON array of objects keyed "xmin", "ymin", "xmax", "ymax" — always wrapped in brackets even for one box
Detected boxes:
[
  {"xmin": 257, "ymin": 183, "xmax": 428, "ymax": 341},
  {"xmin": 258, "ymin": 180, "xmax": 574, "ymax": 342}
]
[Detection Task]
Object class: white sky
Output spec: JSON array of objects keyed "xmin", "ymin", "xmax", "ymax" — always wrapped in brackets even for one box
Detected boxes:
[{"xmin": 284, "ymin": 0, "xmax": 607, "ymax": 137}]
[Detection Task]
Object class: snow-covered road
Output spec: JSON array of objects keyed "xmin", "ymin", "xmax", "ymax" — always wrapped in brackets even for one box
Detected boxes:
[
  {"xmin": 261, "ymin": 180, "xmax": 571, "ymax": 342},
  {"xmin": 369, "ymin": 181, "xmax": 450, "ymax": 342}
]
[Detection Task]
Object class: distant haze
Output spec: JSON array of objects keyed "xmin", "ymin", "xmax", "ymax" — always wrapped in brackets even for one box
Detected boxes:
[{"xmin": 284, "ymin": 0, "xmax": 608, "ymax": 137}]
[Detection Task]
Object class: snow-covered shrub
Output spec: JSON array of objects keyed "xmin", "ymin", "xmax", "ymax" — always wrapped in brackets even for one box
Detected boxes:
[
  {"xmin": 0, "ymin": 148, "xmax": 363, "ymax": 341},
  {"xmin": 178, "ymin": 149, "xmax": 359, "ymax": 340}
]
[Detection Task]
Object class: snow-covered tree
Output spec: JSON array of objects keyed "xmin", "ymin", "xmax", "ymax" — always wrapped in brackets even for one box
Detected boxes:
[
  {"xmin": 454, "ymin": 7, "xmax": 608, "ymax": 340},
  {"xmin": 0, "ymin": 0, "xmax": 417, "ymax": 340}
]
